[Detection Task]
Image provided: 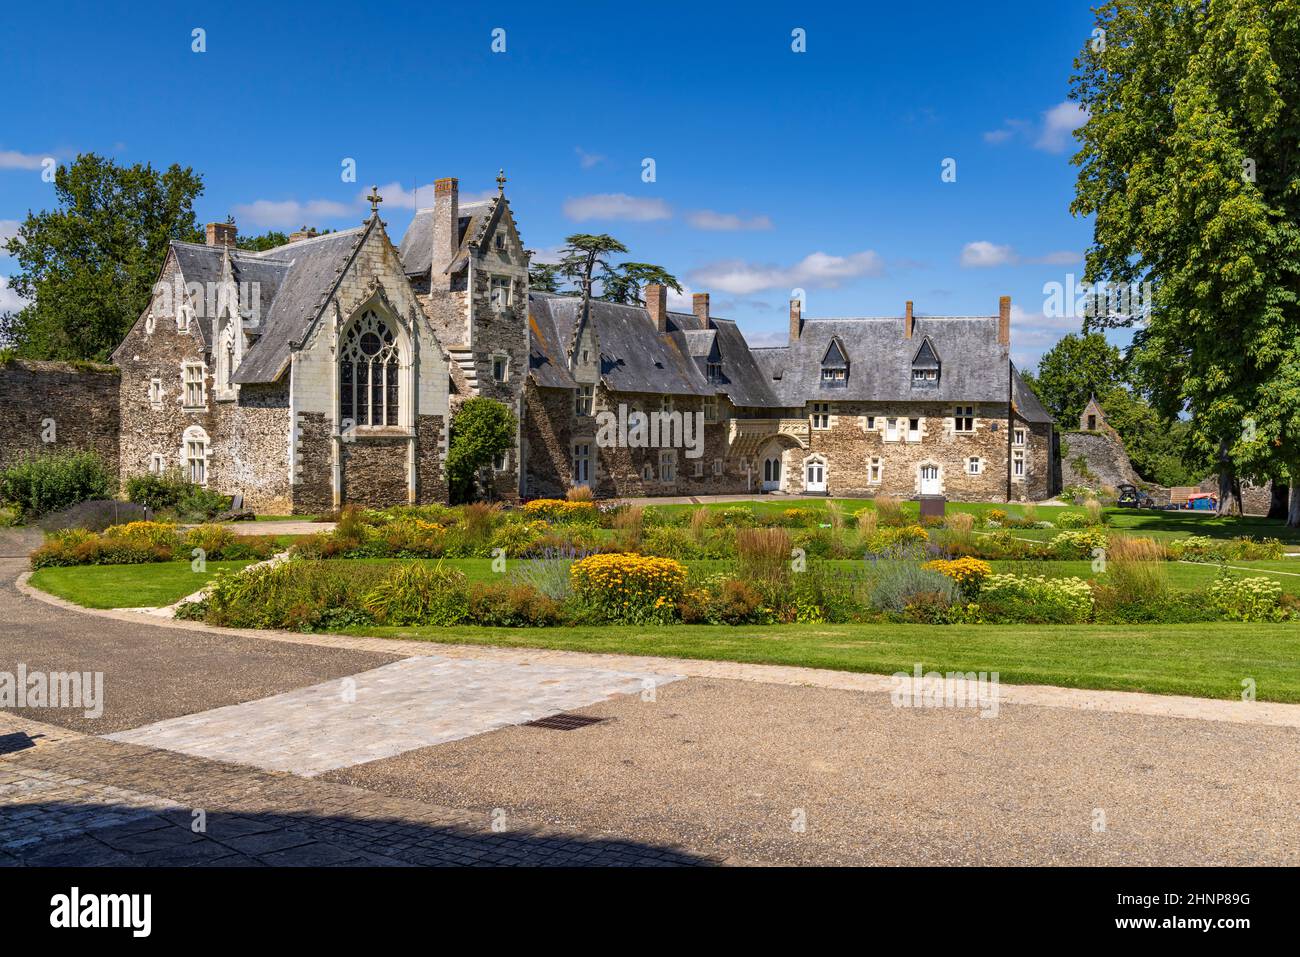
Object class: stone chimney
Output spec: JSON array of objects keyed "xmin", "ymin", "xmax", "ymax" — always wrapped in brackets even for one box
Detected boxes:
[
  {"xmin": 205, "ymin": 222, "xmax": 237, "ymax": 247},
  {"xmin": 692, "ymin": 292, "xmax": 710, "ymax": 325},
  {"xmin": 905, "ymin": 300, "xmax": 914, "ymax": 339},
  {"xmin": 789, "ymin": 297, "xmax": 803, "ymax": 343},
  {"xmin": 999, "ymin": 295, "xmax": 1011, "ymax": 346},
  {"xmin": 432, "ymin": 177, "xmax": 459, "ymax": 281},
  {"xmin": 645, "ymin": 283, "xmax": 669, "ymax": 333},
  {"xmin": 288, "ymin": 226, "xmax": 319, "ymax": 244}
]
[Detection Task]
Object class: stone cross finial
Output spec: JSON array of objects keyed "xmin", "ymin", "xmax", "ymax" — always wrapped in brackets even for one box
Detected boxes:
[
  {"xmin": 496, "ymin": 168, "xmax": 507, "ymax": 194},
  {"xmin": 366, "ymin": 186, "xmax": 383, "ymax": 213}
]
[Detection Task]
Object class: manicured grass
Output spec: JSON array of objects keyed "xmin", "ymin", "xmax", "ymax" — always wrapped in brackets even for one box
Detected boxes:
[
  {"xmin": 29, "ymin": 556, "xmax": 1300, "ymax": 701},
  {"xmin": 29, "ymin": 560, "xmax": 252, "ymax": 608},
  {"xmin": 349, "ymin": 619, "xmax": 1300, "ymax": 703}
]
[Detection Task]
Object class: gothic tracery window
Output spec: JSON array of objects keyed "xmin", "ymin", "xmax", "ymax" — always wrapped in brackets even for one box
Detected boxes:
[{"xmin": 340, "ymin": 310, "xmax": 401, "ymax": 428}]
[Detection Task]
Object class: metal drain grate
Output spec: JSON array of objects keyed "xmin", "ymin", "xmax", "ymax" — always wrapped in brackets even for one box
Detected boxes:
[
  {"xmin": 0, "ymin": 732, "xmax": 42, "ymax": 756},
  {"xmin": 524, "ymin": 713, "xmax": 608, "ymax": 731}
]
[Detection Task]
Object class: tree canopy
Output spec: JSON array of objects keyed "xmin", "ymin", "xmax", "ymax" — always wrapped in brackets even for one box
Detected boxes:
[
  {"xmin": 1, "ymin": 154, "xmax": 204, "ymax": 360},
  {"xmin": 1070, "ymin": 0, "xmax": 1300, "ymax": 518},
  {"xmin": 445, "ymin": 398, "xmax": 517, "ymax": 503},
  {"xmin": 1031, "ymin": 333, "xmax": 1124, "ymax": 425}
]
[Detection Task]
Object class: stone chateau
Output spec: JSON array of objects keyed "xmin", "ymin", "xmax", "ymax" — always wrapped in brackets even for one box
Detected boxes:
[{"xmin": 94, "ymin": 172, "xmax": 1055, "ymax": 512}]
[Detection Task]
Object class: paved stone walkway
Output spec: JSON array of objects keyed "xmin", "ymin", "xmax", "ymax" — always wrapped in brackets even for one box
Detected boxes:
[
  {"xmin": 109, "ymin": 656, "xmax": 680, "ymax": 776},
  {"xmin": 0, "ymin": 716, "xmax": 720, "ymax": 867}
]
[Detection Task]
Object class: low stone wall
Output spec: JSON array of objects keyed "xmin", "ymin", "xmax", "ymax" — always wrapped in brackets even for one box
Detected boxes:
[{"xmin": 0, "ymin": 359, "xmax": 121, "ymax": 480}]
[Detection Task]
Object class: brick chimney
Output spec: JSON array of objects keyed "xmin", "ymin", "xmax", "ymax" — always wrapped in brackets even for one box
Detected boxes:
[
  {"xmin": 205, "ymin": 222, "xmax": 237, "ymax": 247},
  {"xmin": 789, "ymin": 297, "xmax": 803, "ymax": 343},
  {"xmin": 288, "ymin": 226, "xmax": 319, "ymax": 244},
  {"xmin": 432, "ymin": 177, "xmax": 459, "ymax": 282},
  {"xmin": 692, "ymin": 292, "xmax": 710, "ymax": 325},
  {"xmin": 645, "ymin": 283, "xmax": 669, "ymax": 332},
  {"xmin": 998, "ymin": 295, "xmax": 1011, "ymax": 346},
  {"xmin": 904, "ymin": 300, "xmax": 914, "ymax": 339}
]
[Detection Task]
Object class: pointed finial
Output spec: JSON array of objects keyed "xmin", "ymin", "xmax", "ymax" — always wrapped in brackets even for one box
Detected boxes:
[
  {"xmin": 496, "ymin": 168, "xmax": 507, "ymax": 194},
  {"xmin": 366, "ymin": 185, "xmax": 383, "ymax": 214}
]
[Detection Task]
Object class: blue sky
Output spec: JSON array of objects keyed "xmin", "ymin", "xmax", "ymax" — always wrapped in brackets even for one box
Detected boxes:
[{"xmin": 1, "ymin": 0, "xmax": 1105, "ymax": 368}]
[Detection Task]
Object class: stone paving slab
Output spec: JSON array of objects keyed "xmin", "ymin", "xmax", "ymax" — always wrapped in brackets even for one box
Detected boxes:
[
  {"xmin": 107, "ymin": 655, "xmax": 682, "ymax": 776},
  {"xmin": 0, "ymin": 736, "xmax": 725, "ymax": 867}
]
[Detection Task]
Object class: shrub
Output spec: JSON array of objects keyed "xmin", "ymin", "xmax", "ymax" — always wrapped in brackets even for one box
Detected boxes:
[
  {"xmin": 788, "ymin": 565, "xmax": 867, "ymax": 623},
  {"xmin": 446, "ymin": 397, "xmax": 517, "ymax": 503},
  {"xmin": 874, "ymin": 495, "xmax": 905, "ymax": 527},
  {"xmin": 1203, "ymin": 575, "xmax": 1288, "ymax": 622},
  {"xmin": 679, "ymin": 575, "xmax": 775, "ymax": 625},
  {"xmin": 869, "ymin": 561, "xmax": 960, "ymax": 613},
  {"xmin": 978, "ymin": 574, "xmax": 1093, "ymax": 624},
  {"xmin": 642, "ymin": 525, "xmax": 699, "ymax": 560},
  {"xmin": 1054, "ymin": 511, "xmax": 1088, "ymax": 529},
  {"xmin": 468, "ymin": 582, "xmax": 564, "ymax": 626},
  {"xmin": 521, "ymin": 498, "xmax": 598, "ymax": 524},
  {"xmin": 1051, "ymin": 528, "xmax": 1108, "ymax": 559},
  {"xmin": 777, "ymin": 507, "xmax": 817, "ymax": 528},
  {"xmin": 922, "ymin": 557, "xmax": 992, "ymax": 597},
  {"xmin": 184, "ymin": 523, "xmax": 236, "ymax": 558},
  {"xmin": 204, "ymin": 559, "xmax": 388, "ymax": 630},
  {"xmin": 719, "ymin": 506, "xmax": 757, "ymax": 528},
  {"xmin": 569, "ymin": 553, "xmax": 687, "ymax": 623},
  {"xmin": 736, "ymin": 527, "xmax": 791, "ymax": 581},
  {"xmin": 565, "ymin": 485, "xmax": 595, "ymax": 503},
  {"xmin": 488, "ymin": 521, "xmax": 542, "ymax": 558},
  {"xmin": 124, "ymin": 469, "xmax": 228, "ymax": 519},
  {"xmin": 1167, "ymin": 535, "xmax": 1284, "ymax": 562},
  {"xmin": 508, "ymin": 556, "xmax": 576, "ymax": 601},
  {"xmin": 1, "ymin": 450, "xmax": 111, "ymax": 516},
  {"xmin": 855, "ymin": 507, "xmax": 878, "ymax": 539},
  {"xmin": 362, "ymin": 562, "xmax": 469, "ymax": 626}
]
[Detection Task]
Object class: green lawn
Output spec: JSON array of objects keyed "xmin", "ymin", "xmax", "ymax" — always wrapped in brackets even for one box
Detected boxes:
[
  {"xmin": 349, "ymin": 619, "xmax": 1300, "ymax": 703},
  {"xmin": 29, "ymin": 560, "xmax": 253, "ymax": 608},
  {"xmin": 28, "ymin": 556, "xmax": 1300, "ymax": 701}
]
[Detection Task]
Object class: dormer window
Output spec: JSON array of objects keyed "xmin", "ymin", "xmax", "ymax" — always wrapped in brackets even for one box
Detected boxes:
[
  {"xmin": 911, "ymin": 337, "xmax": 941, "ymax": 389},
  {"xmin": 820, "ymin": 337, "xmax": 849, "ymax": 388},
  {"xmin": 706, "ymin": 361, "xmax": 723, "ymax": 383}
]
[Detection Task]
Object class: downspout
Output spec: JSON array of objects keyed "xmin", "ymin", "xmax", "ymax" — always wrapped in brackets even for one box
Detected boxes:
[{"xmin": 1006, "ymin": 362, "xmax": 1014, "ymax": 503}]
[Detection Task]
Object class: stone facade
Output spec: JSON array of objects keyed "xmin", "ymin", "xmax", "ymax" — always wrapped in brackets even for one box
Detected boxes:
[{"xmin": 0, "ymin": 360, "xmax": 120, "ymax": 478}]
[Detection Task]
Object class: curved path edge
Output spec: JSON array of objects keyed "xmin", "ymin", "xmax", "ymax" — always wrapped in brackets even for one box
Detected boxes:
[{"xmin": 17, "ymin": 571, "xmax": 1300, "ymax": 730}]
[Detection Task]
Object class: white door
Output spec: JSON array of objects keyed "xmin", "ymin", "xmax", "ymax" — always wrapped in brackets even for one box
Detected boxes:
[
  {"xmin": 920, "ymin": 465, "xmax": 940, "ymax": 496},
  {"xmin": 762, "ymin": 456, "xmax": 782, "ymax": 491},
  {"xmin": 805, "ymin": 459, "xmax": 827, "ymax": 493}
]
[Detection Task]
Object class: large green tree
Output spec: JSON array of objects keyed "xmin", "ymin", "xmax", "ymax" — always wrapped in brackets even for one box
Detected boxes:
[
  {"xmin": 1070, "ymin": 0, "xmax": 1300, "ymax": 520},
  {"xmin": 1031, "ymin": 333, "xmax": 1124, "ymax": 425},
  {"xmin": 598, "ymin": 262, "xmax": 683, "ymax": 305},
  {"xmin": 1, "ymin": 154, "xmax": 205, "ymax": 360},
  {"xmin": 445, "ymin": 398, "xmax": 517, "ymax": 503}
]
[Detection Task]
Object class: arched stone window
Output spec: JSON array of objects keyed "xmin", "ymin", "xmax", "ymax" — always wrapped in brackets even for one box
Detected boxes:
[{"xmin": 339, "ymin": 310, "xmax": 401, "ymax": 428}]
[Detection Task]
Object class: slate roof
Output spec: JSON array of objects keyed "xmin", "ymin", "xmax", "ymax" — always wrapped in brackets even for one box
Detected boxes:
[
  {"xmin": 755, "ymin": 316, "xmax": 1019, "ymax": 407},
  {"xmin": 1011, "ymin": 365, "xmax": 1054, "ymax": 423},
  {"xmin": 398, "ymin": 200, "xmax": 494, "ymax": 277},
  {"xmin": 232, "ymin": 227, "xmax": 368, "ymax": 384},
  {"xmin": 528, "ymin": 293, "xmax": 713, "ymax": 397}
]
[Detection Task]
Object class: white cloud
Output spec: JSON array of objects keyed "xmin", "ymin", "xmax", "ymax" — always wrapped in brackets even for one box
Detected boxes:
[
  {"xmin": 1009, "ymin": 304, "xmax": 1086, "ymax": 369},
  {"xmin": 0, "ymin": 148, "xmax": 48, "ymax": 170},
  {"xmin": 983, "ymin": 104, "xmax": 1087, "ymax": 153},
  {"xmin": 232, "ymin": 198, "xmax": 357, "ymax": 229},
  {"xmin": 689, "ymin": 250, "xmax": 884, "ymax": 295},
  {"xmin": 1034, "ymin": 101, "xmax": 1088, "ymax": 153},
  {"xmin": 575, "ymin": 147, "xmax": 605, "ymax": 169},
  {"xmin": 562, "ymin": 193, "xmax": 671, "ymax": 222},
  {"xmin": 366, "ymin": 181, "xmax": 436, "ymax": 211},
  {"xmin": 960, "ymin": 241, "xmax": 1016, "ymax": 268},
  {"xmin": 961, "ymin": 242, "xmax": 1081, "ymax": 268},
  {"xmin": 0, "ymin": 276, "xmax": 29, "ymax": 314},
  {"xmin": 686, "ymin": 209, "xmax": 774, "ymax": 231},
  {"xmin": 0, "ymin": 219, "xmax": 19, "ymax": 246}
]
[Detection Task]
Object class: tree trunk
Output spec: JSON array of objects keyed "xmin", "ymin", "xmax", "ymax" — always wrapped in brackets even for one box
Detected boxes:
[
  {"xmin": 1215, "ymin": 439, "xmax": 1242, "ymax": 516},
  {"xmin": 1290, "ymin": 485, "xmax": 1300, "ymax": 528},
  {"xmin": 1268, "ymin": 483, "xmax": 1289, "ymax": 520}
]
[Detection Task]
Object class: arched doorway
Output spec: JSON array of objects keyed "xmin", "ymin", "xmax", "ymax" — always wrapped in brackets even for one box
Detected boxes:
[{"xmin": 804, "ymin": 454, "xmax": 828, "ymax": 494}]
